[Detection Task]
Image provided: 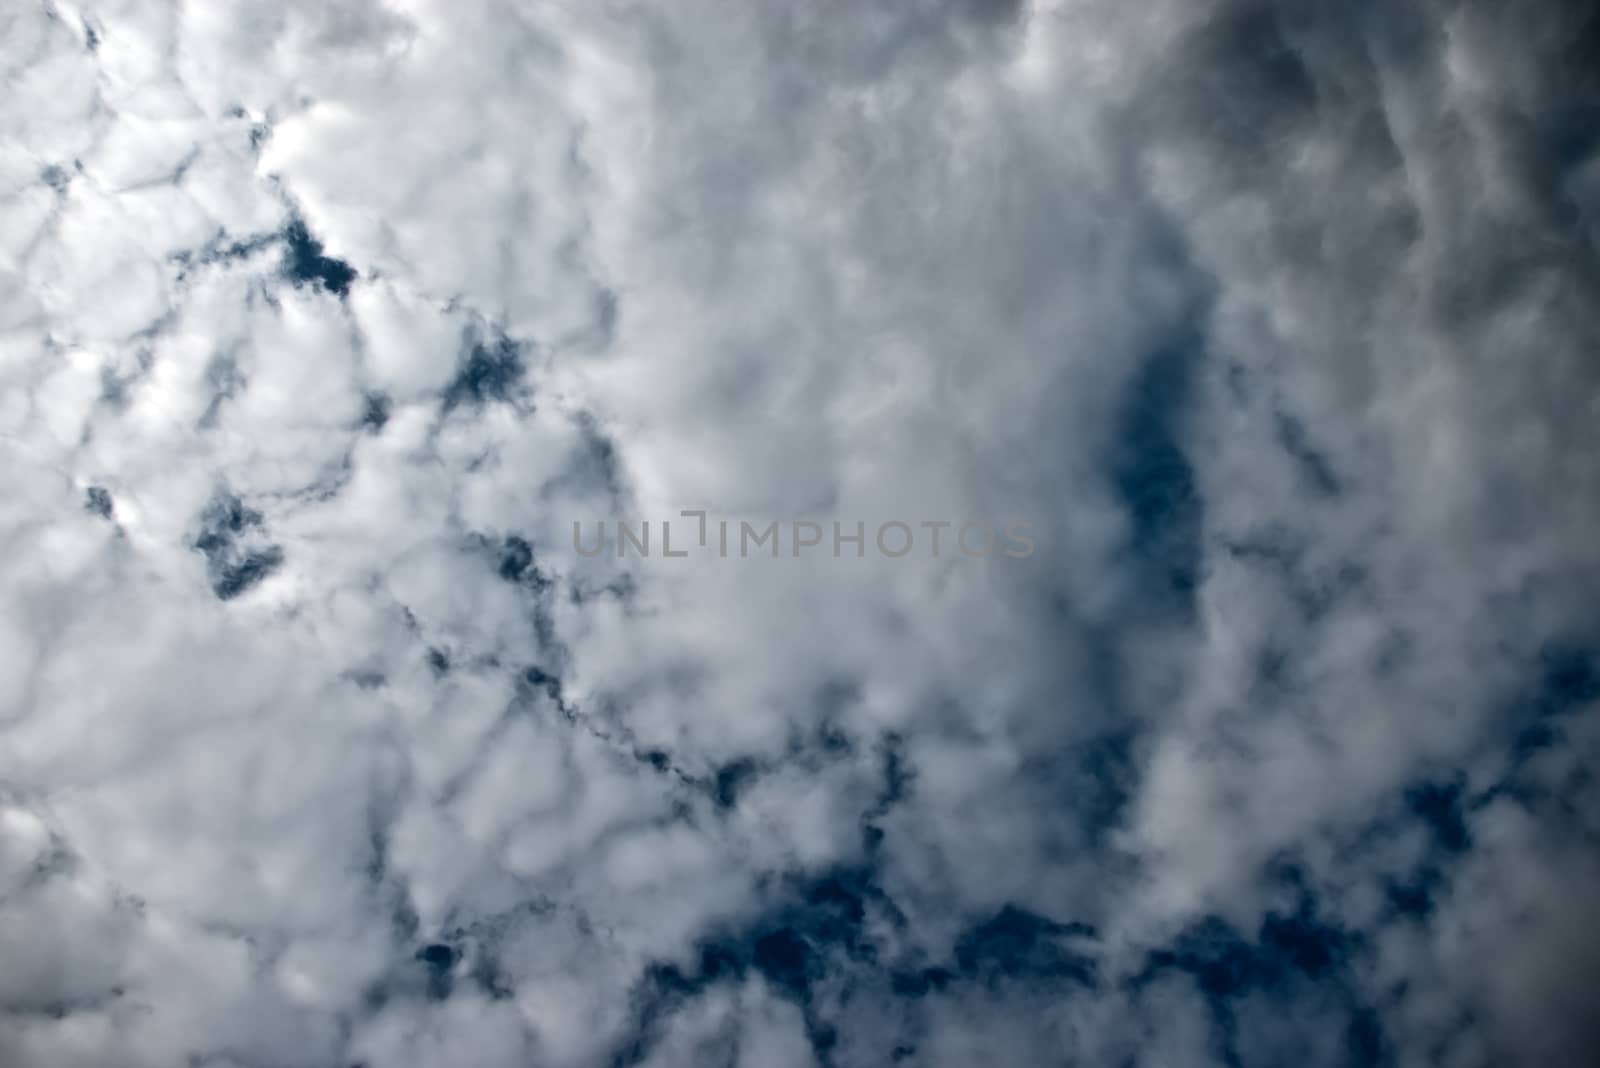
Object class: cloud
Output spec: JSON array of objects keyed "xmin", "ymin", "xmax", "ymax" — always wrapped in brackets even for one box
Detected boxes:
[{"xmin": 2, "ymin": 0, "xmax": 1598, "ymax": 1065}]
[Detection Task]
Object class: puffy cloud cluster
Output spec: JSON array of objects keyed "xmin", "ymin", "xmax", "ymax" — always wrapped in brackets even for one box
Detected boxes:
[{"xmin": 3, "ymin": 1, "xmax": 1598, "ymax": 1065}]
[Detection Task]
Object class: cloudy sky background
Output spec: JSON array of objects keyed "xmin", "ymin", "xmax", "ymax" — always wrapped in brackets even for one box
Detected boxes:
[{"xmin": 3, "ymin": 1, "xmax": 1600, "ymax": 1065}]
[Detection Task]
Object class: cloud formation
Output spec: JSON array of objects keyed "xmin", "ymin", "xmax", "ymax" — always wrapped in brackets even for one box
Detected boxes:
[{"xmin": 2, "ymin": 1, "xmax": 1598, "ymax": 1065}]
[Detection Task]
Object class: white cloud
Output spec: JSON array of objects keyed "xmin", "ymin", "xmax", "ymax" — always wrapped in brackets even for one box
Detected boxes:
[{"xmin": 3, "ymin": 1, "xmax": 1598, "ymax": 1065}]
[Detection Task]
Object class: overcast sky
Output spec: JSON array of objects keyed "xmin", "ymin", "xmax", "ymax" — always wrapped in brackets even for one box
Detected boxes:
[{"xmin": 3, "ymin": 1, "xmax": 1600, "ymax": 1066}]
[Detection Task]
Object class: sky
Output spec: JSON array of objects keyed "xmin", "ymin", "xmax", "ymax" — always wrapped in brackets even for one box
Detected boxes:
[{"xmin": 2, "ymin": 1, "xmax": 1599, "ymax": 1066}]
